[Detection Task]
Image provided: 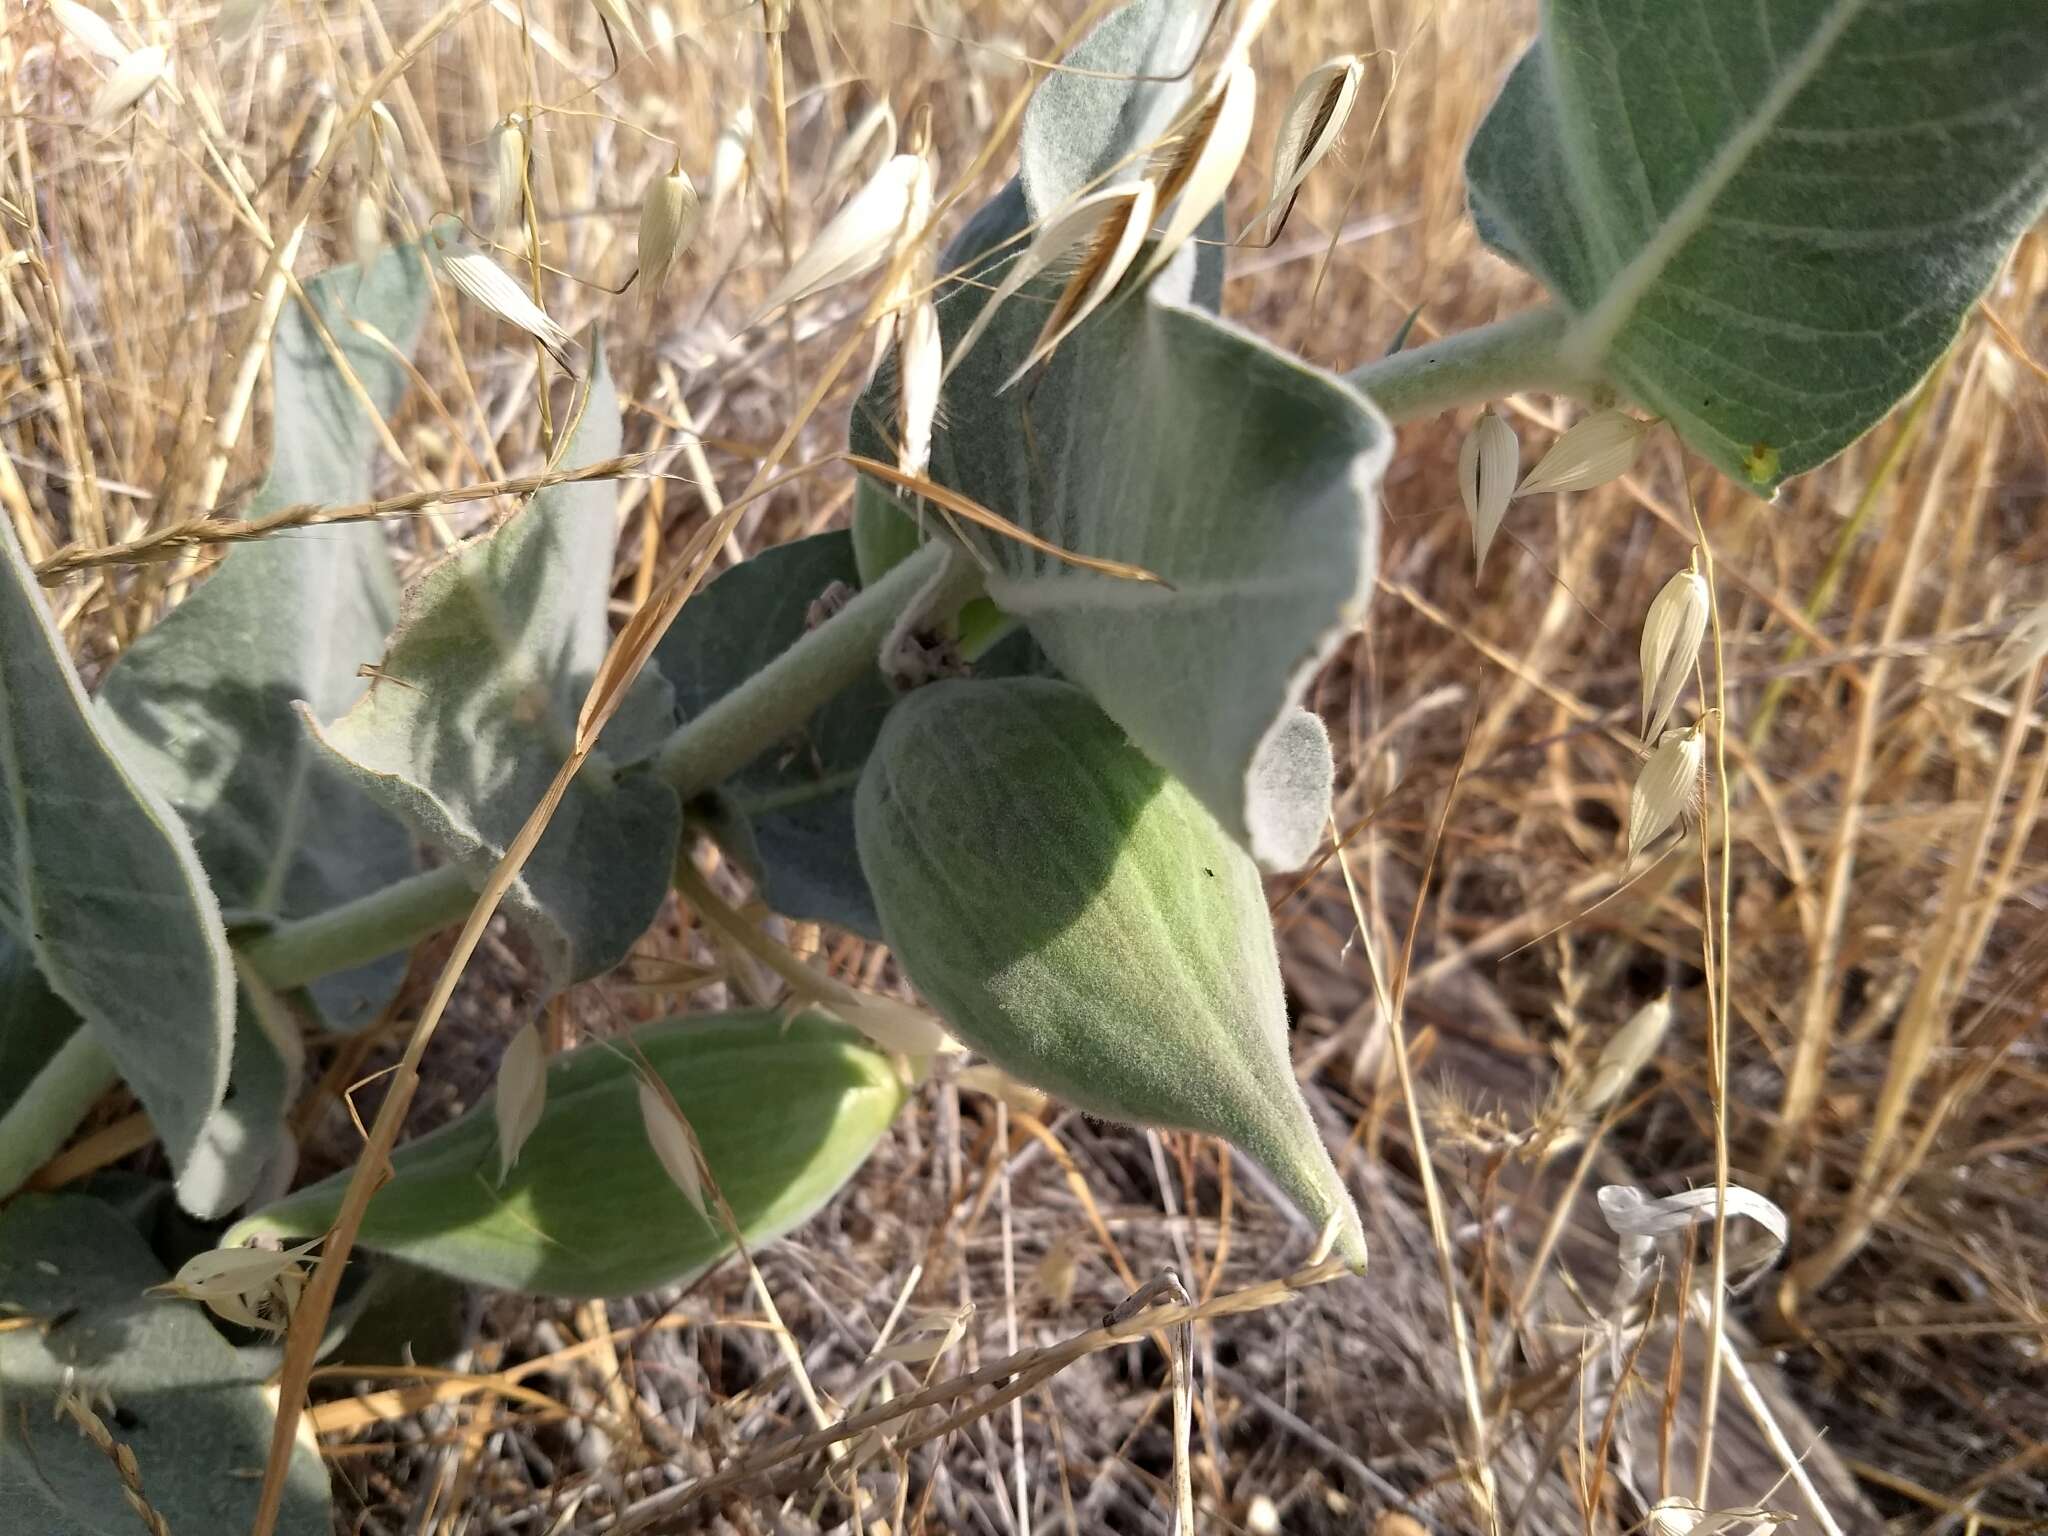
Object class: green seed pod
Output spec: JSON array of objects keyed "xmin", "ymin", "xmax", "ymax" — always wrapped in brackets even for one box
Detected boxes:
[
  {"xmin": 855, "ymin": 677, "xmax": 1365, "ymax": 1267},
  {"xmin": 229, "ymin": 1012, "xmax": 904, "ymax": 1297}
]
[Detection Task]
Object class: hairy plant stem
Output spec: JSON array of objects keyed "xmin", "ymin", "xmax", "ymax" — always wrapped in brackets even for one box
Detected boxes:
[
  {"xmin": 652, "ymin": 536, "xmax": 977, "ymax": 793},
  {"xmin": 0, "ymin": 1028, "xmax": 117, "ymax": 1199},
  {"xmin": 1346, "ymin": 305, "xmax": 1599, "ymax": 422},
  {"xmin": 235, "ymin": 539, "xmax": 978, "ymax": 992},
  {"xmin": 240, "ymin": 863, "xmax": 476, "ymax": 990}
]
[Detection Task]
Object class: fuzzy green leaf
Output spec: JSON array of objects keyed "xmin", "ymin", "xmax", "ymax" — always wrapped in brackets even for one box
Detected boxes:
[
  {"xmin": 98, "ymin": 248, "xmax": 431, "ymax": 1034},
  {"xmin": 0, "ymin": 933, "xmax": 82, "ymax": 1122},
  {"xmin": 851, "ymin": 181, "xmax": 1381, "ymax": 870},
  {"xmin": 654, "ymin": 533, "xmax": 892, "ymax": 937},
  {"xmin": 312, "ymin": 346, "xmax": 681, "ymax": 987},
  {"xmin": 0, "ymin": 518, "xmax": 235, "ymax": 1211},
  {"xmin": 1019, "ymin": 0, "xmax": 1207, "ymax": 219},
  {"xmin": 1467, "ymin": 0, "xmax": 2048, "ymax": 490},
  {"xmin": 0, "ymin": 1193, "xmax": 330, "ymax": 1535},
  {"xmin": 232, "ymin": 1011, "xmax": 905, "ymax": 1297}
]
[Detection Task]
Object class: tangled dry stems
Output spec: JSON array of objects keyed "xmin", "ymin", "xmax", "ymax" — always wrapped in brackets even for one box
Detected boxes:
[{"xmin": 6, "ymin": 0, "xmax": 2047, "ymax": 1531}]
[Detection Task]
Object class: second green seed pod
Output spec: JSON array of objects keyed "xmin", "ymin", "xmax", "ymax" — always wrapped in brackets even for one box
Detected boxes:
[{"xmin": 855, "ymin": 676, "xmax": 1365, "ymax": 1267}]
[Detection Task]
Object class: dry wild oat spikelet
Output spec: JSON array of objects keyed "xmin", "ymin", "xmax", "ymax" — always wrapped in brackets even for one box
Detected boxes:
[
  {"xmin": 354, "ymin": 99, "xmax": 403, "ymax": 183},
  {"xmin": 89, "ymin": 43, "xmax": 169, "ymax": 124},
  {"xmin": 1571, "ymin": 994, "xmax": 1672, "ymax": 1118},
  {"xmin": 1136, "ymin": 55, "xmax": 1255, "ymax": 284},
  {"xmin": 1639, "ymin": 563, "xmax": 1711, "ymax": 742},
  {"xmin": 708, "ymin": 101, "xmax": 754, "ymax": 218},
  {"xmin": 1514, "ymin": 407, "xmax": 1651, "ymax": 498},
  {"xmin": 943, "ymin": 181, "xmax": 1155, "ymax": 384},
  {"xmin": 636, "ymin": 159, "xmax": 701, "ymax": 296},
  {"xmin": 493, "ymin": 1020, "xmax": 547, "ymax": 1184},
  {"xmin": 148, "ymin": 1238, "xmax": 323, "ymax": 1333},
  {"xmin": 351, "ymin": 192, "xmax": 385, "ymax": 263},
  {"xmin": 1457, "ymin": 407, "xmax": 1519, "ymax": 574},
  {"xmin": 433, "ymin": 237, "xmax": 577, "ymax": 368},
  {"xmin": 638, "ymin": 1077, "xmax": 709, "ymax": 1217},
  {"xmin": 825, "ymin": 98, "xmax": 898, "ymax": 190},
  {"xmin": 1006, "ymin": 181, "xmax": 1156, "ymax": 391},
  {"xmin": 1626, "ymin": 724, "xmax": 1705, "ymax": 865},
  {"xmin": 49, "ymin": 0, "xmax": 128, "ymax": 62},
  {"xmin": 750, "ymin": 150, "xmax": 929, "ymax": 324},
  {"xmin": 896, "ymin": 295, "xmax": 942, "ymax": 476},
  {"xmin": 489, "ymin": 114, "xmax": 531, "ymax": 237},
  {"xmin": 1253, "ymin": 54, "xmax": 1364, "ymax": 243}
]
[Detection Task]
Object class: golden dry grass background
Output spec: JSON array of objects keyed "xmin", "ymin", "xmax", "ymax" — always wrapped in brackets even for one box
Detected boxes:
[{"xmin": 5, "ymin": 0, "xmax": 2047, "ymax": 1531}]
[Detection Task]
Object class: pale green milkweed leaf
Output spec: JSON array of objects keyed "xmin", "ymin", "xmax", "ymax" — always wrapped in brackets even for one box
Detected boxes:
[
  {"xmin": 311, "ymin": 343, "xmax": 681, "ymax": 988},
  {"xmin": 1019, "ymin": 0, "xmax": 1207, "ymax": 220},
  {"xmin": 0, "ymin": 1193, "xmax": 330, "ymax": 1536},
  {"xmin": 0, "ymin": 517, "xmax": 234, "ymax": 1211},
  {"xmin": 175, "ymin": 975, "xmax": 304, "ymax": 1217},
  {"xmin": 1466, "ymin": 0, "xmax": 2048, "ymax": 492},
  {"xmin": 653, "ymin": 532, "xmax": 894, "ymax": 937},
  {"xmin": 851, "ymin": 180, "xmax": 1386, "ymax": 870},
  {"xmin": 231, "ymin": 1011, "xmax": 907, "ymax": 1297},
  {"xmin": 0, "ymin": 932, "xmax": 83, "ymax": 1122},
  {"xmin": 98, "ymin": 246, "xmax": 431, "ymax": 1033}
]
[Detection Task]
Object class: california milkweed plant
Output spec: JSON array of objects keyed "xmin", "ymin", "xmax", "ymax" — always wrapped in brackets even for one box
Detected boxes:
[{"xmin": 2, "ymin": 0, "xmax": 2044, "ymax": 1528}]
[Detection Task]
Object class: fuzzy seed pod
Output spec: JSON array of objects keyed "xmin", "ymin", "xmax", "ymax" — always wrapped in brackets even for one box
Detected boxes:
[
  {"xmin": 1458, "ymin": 408, "xmax": 1519, "ymax": 574},
  {"xmin": 855, "ymin": 677, "xmax": 1366, "ymax": 1268}
]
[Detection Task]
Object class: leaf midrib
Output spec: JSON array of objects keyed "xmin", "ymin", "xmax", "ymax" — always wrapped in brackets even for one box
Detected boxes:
[{"xmin": 1561, "ymin": 0, "xmax": 1876, "ymax": 369}]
